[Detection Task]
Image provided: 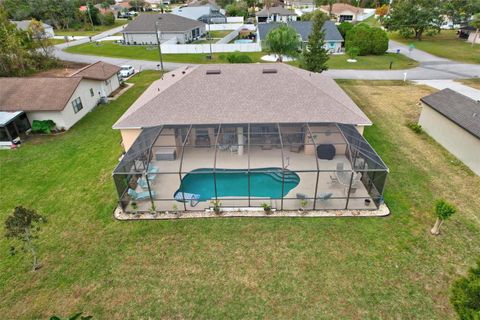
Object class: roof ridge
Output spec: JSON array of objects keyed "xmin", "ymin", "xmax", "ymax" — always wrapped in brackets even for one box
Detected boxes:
[{"xmin": 283, "ymin": 64, "xmax": 370, "ymax": 123}]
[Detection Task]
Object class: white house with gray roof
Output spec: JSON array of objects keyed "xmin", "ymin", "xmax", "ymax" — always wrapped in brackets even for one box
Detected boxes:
[
  {"xmin": 171, "ymin": 5, "xmax": 227, "ymax": 24},
  {"xmin": 419, "ymin": 89, "xmax": 480, "ymax": 175},
  {"xmin": 122, "ymin": 13, "xmax": 206, "ymax": 45},
  {"xmin": 258, "ymin": 21, "xmax": 343, "ymax": 53}
]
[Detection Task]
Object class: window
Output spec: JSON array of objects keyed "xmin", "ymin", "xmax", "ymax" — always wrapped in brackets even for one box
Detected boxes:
[
  {"xmin": 90, "ymin": 88, "xmax": 94, "ymax": 97},
  {"xmin": 105, "ymin": 79, "xmax": 110, "ymax": 86},
  {"xmin": 72, "ymin": 97, "xmax": 83, "ymax": 114}
]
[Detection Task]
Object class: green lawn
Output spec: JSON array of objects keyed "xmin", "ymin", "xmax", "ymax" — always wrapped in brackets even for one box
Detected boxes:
[
  {"xmin": 327, "ymin": 53, "xmax": 418, "ymax": 69},
  {"xmin": 55, "ymin": 20, "xmax": 128, "ymax": 37},
  {"xmin": 207, "ymin": 30, "xmax": 234, "ymax": 38},
  {"xmin": 0, "ymin": 72, "xmax": 479, "ymax": 319},
  {"xmin": 65, "ymin": 41, "xmax": 418, "ymax": 69},
  {"xmin": 362, "ymin": 15, "xmax": 381, "ymax": 27},
  {"xmin": 390, "ymin": 30, "xmax": 480, "ymax": 64},
  {"xmin": 65, "ymin": 41, "xmax": 267, "ymax": 63}
]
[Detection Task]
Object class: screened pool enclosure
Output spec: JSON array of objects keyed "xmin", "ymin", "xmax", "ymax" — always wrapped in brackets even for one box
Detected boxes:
[{"xmin": 113, "ymin": 123, "xmax": 388, "ymax": 213}]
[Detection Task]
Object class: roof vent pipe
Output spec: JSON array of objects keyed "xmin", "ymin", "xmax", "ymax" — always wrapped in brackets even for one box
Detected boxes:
[
  {"xmin": 262, "ymin": 68, "xmax": 277, "ymax": 74},
  {"xmin": 206, "ymin": 69, "xmax": 221, "ymax": 75}
]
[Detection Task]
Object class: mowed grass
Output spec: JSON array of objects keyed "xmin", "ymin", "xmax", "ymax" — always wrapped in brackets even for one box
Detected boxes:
[
  {"xmin": 1, "ymin": 73, "xmax": 480, "ymax": 318},
  {"xmin": 65, "ymin": 41, "xmax": 419, "ymax": 69},
  {"xmin": 327, "ymin": 52, "xmax": 418, "ymax": 69},
  {"xmin": 390, "ymin": 30, "xmax": 480, "ymax": 64},
  {"xmin": 456, "ymin": 78, "xmax": 480, "ymax": 90},
  {"xmin": 64, "ymin": 40, "xmax": 267, "ymax": 63},
  {"xmin": 55, "ymin": 20, "xmax": 128, "ymax": 37}
]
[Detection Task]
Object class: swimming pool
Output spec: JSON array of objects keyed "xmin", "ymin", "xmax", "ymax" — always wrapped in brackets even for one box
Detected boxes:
[
  {"xmin": 234, "ymin": 39, "xmax": 254, "ymax": 44},
  {"xmin": 174, "ymin": 167, "xmax": 300, "ymax": 201}
]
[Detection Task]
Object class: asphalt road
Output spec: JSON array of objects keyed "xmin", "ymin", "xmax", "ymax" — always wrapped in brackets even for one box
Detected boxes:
[{"xmin": 54, "ymin": 28, "xmax": 480, "ymax": 80}]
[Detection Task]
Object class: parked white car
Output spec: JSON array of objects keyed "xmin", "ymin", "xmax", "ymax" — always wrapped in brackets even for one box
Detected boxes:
[{"xmin": 119, "ymin": 65, "xmax": 135, "ymax": 78}]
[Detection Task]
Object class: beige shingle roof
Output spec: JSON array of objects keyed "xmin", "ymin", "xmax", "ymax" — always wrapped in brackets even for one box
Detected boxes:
[
  {"xmin": 69, "ymin": 61, "xmax": 121, "ymax": 81},
  {"xmin": 320, "ymin": 3, "xmax": 363, "ymax": 15},
  {"xmin": 0, "ymin": 77, "xmax": 82, "ymax": 112},
  {"xmin": 113, "ymin": 64, "xmax": 371, "ymax": 129}
]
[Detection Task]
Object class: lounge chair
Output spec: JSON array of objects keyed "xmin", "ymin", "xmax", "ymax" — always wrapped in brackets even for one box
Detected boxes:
[
  {"xmin": 128, "ymin": 188, "xmax": 155, "ymax": 200},
  {"xmin": 174, "ymin": 192, "xmax": 200, "ymax": 207},
  {"xmin": 137, "ymin": 178, "xmax": 149, "ymax": 190},
  {"xmin": 318, "ymin": 192, "xmax": 333, "ymax": 200}
]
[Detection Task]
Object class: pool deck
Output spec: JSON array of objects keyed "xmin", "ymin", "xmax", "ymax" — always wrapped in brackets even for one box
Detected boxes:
[{"xmin": 128, "ymin": 146, "xmax": 377, "ymax": 212}]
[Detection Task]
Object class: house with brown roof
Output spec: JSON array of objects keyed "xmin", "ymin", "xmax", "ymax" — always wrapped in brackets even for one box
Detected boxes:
[
  {"xmin": 419, "ymin": 89, "xmax": 480, "ymax": 175},
  {"xmin": 0, "ymin": 62, "xmax": 121, "ymax": 141},
  {"xmin": 111, "ymin": 64, "xmax": 389, "ymax": 216}
]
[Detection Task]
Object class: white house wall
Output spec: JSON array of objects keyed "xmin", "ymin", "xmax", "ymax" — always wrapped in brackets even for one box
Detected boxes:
[{"xmin": 419, "ymin": 103, "xmax": 480, "ymax": 175}]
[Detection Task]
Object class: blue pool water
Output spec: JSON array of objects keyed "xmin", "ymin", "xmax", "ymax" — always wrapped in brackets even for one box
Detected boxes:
[
  {"xmin": 174, "ymin": 167, "xmax": 300, "ymax": 201},
  {"xmin": 234, "ymin": 39, "xmax": 253, "ymax": 44}
]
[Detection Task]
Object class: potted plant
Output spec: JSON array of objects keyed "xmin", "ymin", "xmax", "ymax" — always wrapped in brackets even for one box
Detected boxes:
[
  {"xmin": 299, "ymin": 199, "xmax": 308, "ymax": 213},
  {"xmin": 364, "ymin": 199, "xmax": 371, "ymax": 206},
  {"xmin": 210, "ymin": 200, "xmax": 222, "ymax": 215},
  {"xmin": 131, "ymin": 201, "xmax": 138, "ymax": 214},
  {"xmin": 261, "ymin": 203, "xmax": 272, "ymax": 215}
]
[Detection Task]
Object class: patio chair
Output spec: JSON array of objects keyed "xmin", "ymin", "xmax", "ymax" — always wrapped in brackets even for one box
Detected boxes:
[
  {"xmin": 128, "ymin": 188, "xmax": 155, "ymax": 201},
  {"xmin": 317, "ymin": 192, "xmax": 333, "ymax": 200},
  {"xmin": 137, "ymin": 178, "xmax": 151, "ymax": 190},
  {"xmin": 174, "ymin": 192, "xmax": 200, "ymax": 207}
]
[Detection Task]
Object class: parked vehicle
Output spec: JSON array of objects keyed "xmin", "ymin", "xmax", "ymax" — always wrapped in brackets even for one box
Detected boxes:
[{"xmin": 119, "ymin": 65, "xmax": 135, "ymax": 78}]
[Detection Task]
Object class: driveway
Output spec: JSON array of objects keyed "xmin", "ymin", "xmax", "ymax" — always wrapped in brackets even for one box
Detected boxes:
[{"xmin": 54, "ymin": 31, "xmax": 480, "ymax": 80}]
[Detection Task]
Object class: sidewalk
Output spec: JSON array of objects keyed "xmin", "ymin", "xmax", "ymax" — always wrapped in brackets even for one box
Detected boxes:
[{"xmin": 414, "ymin": 80, "xmax": 480, "ymax": 100}]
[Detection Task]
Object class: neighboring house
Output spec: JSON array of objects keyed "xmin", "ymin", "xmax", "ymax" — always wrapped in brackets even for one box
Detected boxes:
[
  {"xmin": 112, "ymin": 64, "xmax": 389, "ymax": 214},
  {"xmin": 11, "ymin": 20, "xmax": 55, "ymax": 38},
  {"xmin": 0, "ymin": 62, "xmax": 121, "ymax": 135},
  {"xmin": 171, "ymin": 5, "xmax": 227, "ymax": 24},
  {"xmin": 458, "ymin": 25, "xmax": 480, "ymax": 44},
  {"xmin": 320, "ymin": 3, "xmax": 364, "ymax": 22},
  {"xmin": 256, "ymin": 6, "xmax": 298, "ymax": 23},
  {"xmin": 122, "ymin": 13, "xmax": 206, "ymax": 44},
  {"xmin": 419, "ymin": 89, "xmax": 480, "ymax": 175},
  {"xmin": 0, "ymin": 112, "xmax": 31, "ymax": 147},
  {"xmin": 257, "ymin": 20, "xmax": 343, "ymax": 53}
]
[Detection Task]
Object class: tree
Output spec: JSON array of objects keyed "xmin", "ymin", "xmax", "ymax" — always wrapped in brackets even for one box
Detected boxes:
[
  {"xmin": 375, "ymin": 4, "xmax": 389, "ymax": 17},
  {"xmin": 470, "ymin": 14, "xmax": 480, "ymax": 47},
  {"xmin": 384, "ymin": 0, "xmax": 444, "ymax": 40},
  {"xmin": 318, "ymin": 0, "xmax": 336, "ymax": 17},
  {"xmin": 450, "ymin": 258, "xmax": 480, "ymax": 319},
  {"xmin": 264, "ymin": 24, "xmax": 302, "ymax": 62},
  {"xmin": 27, "ymin": 19, "xmax": 53, "ymax": 56},
  {"xmin": 4, "ymin": 207, "xmax": 47, "ymax": 271},
  {"xmin": 430, "ymin": 199, "xmax": 456, "ymax": 235},
  {"xmin": 442, "ymin": 0, "xmax": 480, "ymax": 26},
  {"xmin": 300, "ymin": 11, "xmax": 329, "ymax": 72},
  {"xmin": 337, "ymin": 21, "xmax": 353, "ymax": 38},
  {"xmin": 225, "ymin": 1, "xmax": 248, "ymax": 17},
  {"xmin": 345, "ymin": 23, "xmax": 388, "ymax": 55}
]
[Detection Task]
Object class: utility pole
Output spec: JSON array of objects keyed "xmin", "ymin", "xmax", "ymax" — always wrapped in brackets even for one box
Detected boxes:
[
  {"xmin": 155, "ymin": 21, "xmax": 164, "ymax": 72},
  {"xmin": 207, "ymin": 12, "xmax": 213, "ymax": 59}
]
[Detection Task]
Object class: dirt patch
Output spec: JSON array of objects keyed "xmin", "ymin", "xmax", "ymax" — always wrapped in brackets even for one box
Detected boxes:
[
  {"xmin": 30, "ymin": 61, "xmax": 89, "ymax": 77},
  {"xmin": 455, "ymin": 78, "xmax": 480, "ymax": 90}
]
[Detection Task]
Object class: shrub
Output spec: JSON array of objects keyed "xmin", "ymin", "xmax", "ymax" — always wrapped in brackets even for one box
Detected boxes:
[
  {"xmin": 338, "ymin": 22, "xmax": 353, "ymax": 39},
  {"xmin": 100, "ymin": 12, "xmax": 115, "ymax": 26},
  {"xmin": 226, "ymin": 52, "xmax": 253, "ymax": 63},
  {"xmin": 370, "ymin": 27, "xmax": 389, "ymax": 55},
  {"xmin": 345, "ymin": 24, "xmax": 388, "ymax": 56},
  {"xmin": 31, "ymin": 120, "xmax": 56, "ymax": 134},
  {"xmin": 347, "ymin": 47, "xmax": 360, "ymax": 59},
  {"xmin": 407, "ymin": 122, "xmax": 423, "ymax": 133},
  {"xmin": 450, "ymin": 259, "xmax": 480, "ymax": 319}
]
